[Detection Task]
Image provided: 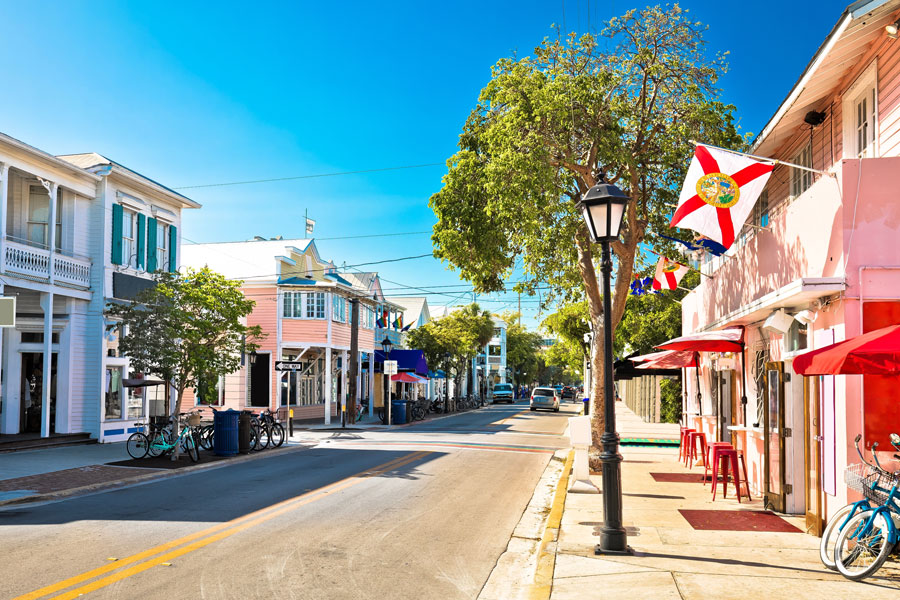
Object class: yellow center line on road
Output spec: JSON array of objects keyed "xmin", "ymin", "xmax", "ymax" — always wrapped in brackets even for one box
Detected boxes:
[{"xmin": 15, "ymin": 451, "xmax": 429, "ymax": 600}]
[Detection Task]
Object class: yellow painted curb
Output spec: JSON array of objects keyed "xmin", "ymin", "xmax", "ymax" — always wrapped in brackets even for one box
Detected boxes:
[{"xmin": 529, "ymin": 449, "xmax": 574, "ymax": 600}]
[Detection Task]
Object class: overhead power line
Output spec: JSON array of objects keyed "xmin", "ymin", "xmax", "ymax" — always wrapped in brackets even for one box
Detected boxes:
[{"xmin": 175, "ymin": 163, "xmax": 445, "ymax": 190}]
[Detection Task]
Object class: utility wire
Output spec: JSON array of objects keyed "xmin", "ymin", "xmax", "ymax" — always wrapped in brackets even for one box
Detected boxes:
[{"xmin": 174, "ymin": 163, "xmax": 445, "ymax": 190}]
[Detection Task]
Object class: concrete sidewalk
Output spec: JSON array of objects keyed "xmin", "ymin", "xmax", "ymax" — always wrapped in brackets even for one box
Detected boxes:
[{"xmin": 547, "ymin": 404, "xmax": 900, "ymax": 599}]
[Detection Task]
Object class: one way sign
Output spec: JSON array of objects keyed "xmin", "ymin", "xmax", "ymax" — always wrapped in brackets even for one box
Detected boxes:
[{"xmin": 275, "ymin": 361, "xmax": 305, "ymax": 371}]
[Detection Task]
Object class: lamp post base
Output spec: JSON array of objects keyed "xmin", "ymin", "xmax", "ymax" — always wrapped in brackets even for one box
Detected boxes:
[{"xmin": 594, "ymin": 542, "xmax": 634, "ymax": 556}]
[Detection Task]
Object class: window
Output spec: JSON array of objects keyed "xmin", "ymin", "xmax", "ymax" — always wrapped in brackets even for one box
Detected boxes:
[
  {"xmin": 791, "ymin": 144, "xmax": 812, "ymax": 198},
  {"xmin": 283, "ymin": 291, "xmax": 325, "ymax": 319},
  {"xmin": 156, "ymin": 222, "xmax": 169, "ymax": 270},
  {"xmin": 843, "ymin": 60, "xmax": 878, "ymax": 159},
  {"xmin": 27, "ymin": 186, "xmax": 61, "ymax": 248},
  {"xmin": 195, "ymin": 374, "xmax": 225, "ymax": 406},
  {"xmin": 21, "ymin": 332, "xmax": 60, "ymax": 344},
  {"xmin": 105, "ymin": 367, "xmax": 123, "ymax": 419},
  {"xmin": 362, "ymin": 305, "xmax": 375, "ymax": 329},
  {"xmin": 306, "ymin": 292, "xmax": 325, "ymax": 319},
  {"xmin": 489, "ymin": 344, "xmax": 502, "ymax": 356},
  {"xmin": 754, "ymin": 189, "xmax": 769, "ymax": 228},
  {"xmin": 122, "ymin": 209, "xmax": 138, "ymax": 269},
  {"xmin": 332, "ymin": 294, "xmax": 346, "ymax": 322},
  {"xmin": 127, "ymin": 371, "xmax": 145, "ymax": 417}
]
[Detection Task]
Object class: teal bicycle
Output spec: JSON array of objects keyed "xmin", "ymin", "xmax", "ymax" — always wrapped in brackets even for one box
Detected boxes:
[
  {"xmin": 126, "ymin": 413, "xmax": 200, "ymax": 462},
  {"xmin": 831, "ymin": 432, "xmax": 900, "ymax": 580}
]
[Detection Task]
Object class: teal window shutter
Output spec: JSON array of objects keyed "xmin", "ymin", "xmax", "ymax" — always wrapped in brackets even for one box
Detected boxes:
[
  {"xmin": 111, "ymin": 204, "xmax": 124, "ymax": 265},
  {"xmin": 168, "ymin": 224, "xmax": 177, "ymax": 272},
  {"xmin": 147, "ymin": 217, "xmax": 158, "ymax": 272},
  {"xmin": 136, "ymin": 213, "xmax": 146, "ymax": 269}
]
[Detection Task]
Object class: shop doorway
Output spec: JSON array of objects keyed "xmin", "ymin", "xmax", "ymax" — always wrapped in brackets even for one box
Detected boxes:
[
  {"xmin": 20, "ymin": 353, "xmax": 57, "ymax": 434},
  {"xmin": 248, "ymin": 353, "xmax": 270, "ymax": 408},
  {"xmin": 763, "ymin": 361, "xmax": 787, "ymax": 513},
  {"xmin": 804, "ymin": 376, "xmax": 824, "ymax": 535},
  {"xmin": 716, "ymin": 370, "xmax": 735, "ymax": 443}
]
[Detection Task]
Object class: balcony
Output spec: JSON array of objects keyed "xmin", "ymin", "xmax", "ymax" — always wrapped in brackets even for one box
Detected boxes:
[{"xmin": 4, "ymin": 239, "xmax": 92, "ymax": 289}]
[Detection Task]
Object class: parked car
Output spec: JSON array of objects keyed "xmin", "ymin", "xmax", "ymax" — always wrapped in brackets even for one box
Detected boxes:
[
  {"xmin": 530, "ymin": 387, "xmax": 560, "ymax": 412},
  {"xmin": 560, "ymin": 386, "xmax": 577, "ymax": 400},
  {"xmin": 491, "ymin": 383, "xmax": 514, "ymax": 403}
]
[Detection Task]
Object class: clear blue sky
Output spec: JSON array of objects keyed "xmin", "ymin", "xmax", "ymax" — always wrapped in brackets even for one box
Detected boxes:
[{"xmin": 0, "ymin": 0, "xmax": 851, "ymax": 329}]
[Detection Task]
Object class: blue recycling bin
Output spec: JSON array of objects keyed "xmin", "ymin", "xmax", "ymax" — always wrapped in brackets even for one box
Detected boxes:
[
  {"xmin": 214, "ymin": 409, "xmax": 240, "ymax": 456},
  {"xmin": 392, "ymin": 401, "xmax": 407, "ymax": 425},
  {"xmin": 582, "ymin": 397, "xmax": 590, "ymax": 416}
]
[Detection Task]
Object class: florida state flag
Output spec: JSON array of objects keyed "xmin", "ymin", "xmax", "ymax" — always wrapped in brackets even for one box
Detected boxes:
[
  {"xmin": 670, "ymin": 145, "xmax": 773, "ymax": 248},
  {"xmin": 652, "ymin": 257, "xmax": 689, "ymax": 291}
]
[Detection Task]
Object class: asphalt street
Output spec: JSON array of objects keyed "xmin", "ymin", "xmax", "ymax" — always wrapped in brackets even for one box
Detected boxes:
[{"xmin": 0, "ymin": 400, "xmax": 579, "ymax": 600}]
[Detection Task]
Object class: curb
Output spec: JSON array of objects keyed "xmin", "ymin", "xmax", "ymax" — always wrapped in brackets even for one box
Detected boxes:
[
  {"xmin": 0, "ymin": 443, "xmax": 311, "ymax": 508},
  {"xmin": 477, "ymin": 448, "xmax": 573, "ymax": 600}
]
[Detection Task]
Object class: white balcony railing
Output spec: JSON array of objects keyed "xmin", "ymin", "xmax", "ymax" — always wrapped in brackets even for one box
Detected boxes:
[{"xmin": 4, "ymin": 240, "xmax": 92, "ymax": 289}]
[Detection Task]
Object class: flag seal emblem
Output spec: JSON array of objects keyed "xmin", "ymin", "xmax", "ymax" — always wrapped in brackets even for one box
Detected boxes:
[
  {"xmin": 663, "ymin": 261, "xmax": 680, "ymax": 273},
  {"xmin": 697, "ymin": 172, "xmax": 739, "ymax": 208}
]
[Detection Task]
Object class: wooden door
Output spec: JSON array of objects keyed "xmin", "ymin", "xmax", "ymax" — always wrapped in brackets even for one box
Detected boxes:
[
  {"xmin": 763, "ymin": 362, "xmax": 787, "ymax": 513},
  {"xmin": 804, "ymin": 376, "xmax": 824, "ymax": 535}
]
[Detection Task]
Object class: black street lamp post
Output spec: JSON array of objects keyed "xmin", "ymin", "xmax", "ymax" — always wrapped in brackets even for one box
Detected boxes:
[
  {"xmin": 381, "ymin": 336, "xmax": 393, "ymax": 426},
  {"xmin": 576, "ymin": 181, "xmax": 632, "ymax": 555}
]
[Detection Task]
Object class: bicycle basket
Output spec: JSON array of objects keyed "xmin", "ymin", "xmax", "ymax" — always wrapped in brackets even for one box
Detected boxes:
[
  {"xmin": 187, "ymin": 413, "xmax": 203, "ymax": 427},
  {"xmin": 844, "ymin": 463, "xmax": 897, "ymax": 504}
]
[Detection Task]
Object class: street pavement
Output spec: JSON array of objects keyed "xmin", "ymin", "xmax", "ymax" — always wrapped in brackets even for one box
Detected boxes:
[
  {"xmin": 487, "ymin": 402, "xmax": 900, "ymax": 600},
  {"xmin": 0, "ymin": 400, "xmax": 579, "ymax": 600}
]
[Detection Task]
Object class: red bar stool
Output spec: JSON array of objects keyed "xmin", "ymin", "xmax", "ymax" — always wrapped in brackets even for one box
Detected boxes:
[
  {"xmin": 678, "ymin": 427, "xmax": 695, "ymax": 462},
  {"xmin": 704, "ymin": 442, "xmax": 733, "ymax": 486},
  {"xmin": 684, "ymin": 431, "xmax": 707, "ymax": 469},
  {"xmin": 711, "ymin": 448, "xmax": 750, "ymax": 502}
]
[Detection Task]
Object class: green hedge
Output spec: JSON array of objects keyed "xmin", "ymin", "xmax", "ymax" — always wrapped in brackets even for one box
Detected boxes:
[{"xmin": 659, "ymin": 378, "xmax": 681, "ymax": 424}]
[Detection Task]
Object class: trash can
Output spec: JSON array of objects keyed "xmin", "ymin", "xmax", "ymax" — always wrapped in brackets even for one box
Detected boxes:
[
  {"xmin": 238, "ymin": 411, "xmax": 252, "ymax": 454},
  {"xmin": 214, "ymin": 409, "xmax": 239, "ymax": 456},
  {"xmin": 392, "ymin": 401, "xmax": 406, "ymax": 425},
  {"xmin": 582, "ymin": 397, "xmax": 590, "ymax": 416},
  {"xmin": 405, "ymin": 399, "xmax": 417, "ymax": 422}
]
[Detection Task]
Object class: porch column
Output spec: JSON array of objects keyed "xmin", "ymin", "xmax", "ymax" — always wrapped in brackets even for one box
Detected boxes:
[
  {"xmin": 324, "ymin": 348, "xmax": 332, "ymax": 425},
  {"xmin": 40, "ymin": 292, "xmax": 53, "ymax": 438},
  {"xmin": 340, "ymin": 349, "xmax": 348, "ymax": 423},
  {"xmin": 0, "ymin": 163, "xmax": 8, "ymax": 274},
  {"xmin": 368, "ymin": 351, "xmax": 375, "ymax": 416}
]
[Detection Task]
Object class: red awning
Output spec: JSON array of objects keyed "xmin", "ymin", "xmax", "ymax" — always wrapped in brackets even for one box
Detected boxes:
[
  {"xmin": 637, "ymin": 350, "xmax": 698, "ymax": 369},
  {"xmin": 391, "ymin": 372, "xmax": 423, "ymax": 383},
  {"xmin": 629, "ymin": 350, "xmax": 672, "ymax": 363},
  {"xmin": 794, "ymin": 324, "xmax": 900, "ymax": 376},
  {"xmin": 655, "ymin": 328, "xmax": 744, "ymax": 352}
]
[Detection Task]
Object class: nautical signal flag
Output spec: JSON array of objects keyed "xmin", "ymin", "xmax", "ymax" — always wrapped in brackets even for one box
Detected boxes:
[
  {"xmin": 652, "ymin": 257, "xmax": 689, "ymax": 291},
  {"xmin": 670, "ymin": 144, "xmax": 773, "ymax": 249}
]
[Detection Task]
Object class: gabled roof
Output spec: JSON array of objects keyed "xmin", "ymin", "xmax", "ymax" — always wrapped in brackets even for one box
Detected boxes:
[
  {"xmin": 181, "ymin": 238, "xmax": 314, "ymax": 282},
  {"xmin": 57, "ymin": 152, "xmax": 200, "ymax": 209},
  {"xmin": 386, "ymin": 296, "xmax": 430, "ymax": 328},
  {"xmin": 752, "ymin": 0, "xmax": 900, "ymax": 156},
  {"xmin": 0, "ymin": 132, "xmax": 101, "ymax": 183}
]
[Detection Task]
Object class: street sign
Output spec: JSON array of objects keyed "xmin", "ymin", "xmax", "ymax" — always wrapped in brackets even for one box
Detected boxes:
[
  {"xmin": 0, "ymin": 296, "xmax": 15, "ymax": 327},
  {"xmin": 275, "ymin": 361, "xmax": 305, "ymax": 371},
  {"xmin": 384, "ymin": 360, "xmax": 398, "ymax": 375}
]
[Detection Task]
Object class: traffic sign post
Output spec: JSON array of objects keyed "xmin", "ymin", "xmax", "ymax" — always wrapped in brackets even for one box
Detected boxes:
[
  {"xmin": 384, "ymin": 361, "xmax": 397, "ymax": 426},
  {"xmin": 275, "ymin": 361, "xmax": 304, "ymax": 371}
]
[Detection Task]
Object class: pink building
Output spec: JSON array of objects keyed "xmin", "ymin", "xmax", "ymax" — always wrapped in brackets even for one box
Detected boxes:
[
  {"xmin": 681, "ymin": 0, "xmax": 900, "ymax": 534},
  {"xmin": 182, "ymin": 238, "xmax": 392, "ymax": 423}
]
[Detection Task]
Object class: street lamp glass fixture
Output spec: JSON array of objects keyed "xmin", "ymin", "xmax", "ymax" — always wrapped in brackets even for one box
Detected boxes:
[
  {"xmin": 380, "ymin": 336, "xmax": 393, "ymax": 355},
  {"xmin": 576, "ymin": 182, "xmax": 630, "ymax": 243}
]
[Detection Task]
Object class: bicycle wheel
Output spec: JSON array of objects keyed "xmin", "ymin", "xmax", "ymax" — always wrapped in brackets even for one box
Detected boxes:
[
  {"xmin": 834, "ymin": 510, "xmax": 894, "ymax": 580},
  {"xmin": 182, "ymin": 433, "xmax": 200, "ymax": 463},
  {"xmin": 126, "ymin": 432, "xmax": 149, "ymax": 459},
  {"xmin": 269, "ymin": 423, "xmax": 285, "ymax": 448},
  {"xmin": 249, "ymin": 421, "xmax": 262, "ymax": 451},
  {"xmin": 148, "ymin": 430, "xmax": 171, "ymax": 457},
  {"xmin": 820, "ymin": 503, "xmax": 859, "ymax": 570},
  {"xmin": 256, "ymin": 422, "xmax": 270, "ymax": 450},
  {"xmin": 199, "ymin": 425, "xmax": 214, "ymax": 451}
]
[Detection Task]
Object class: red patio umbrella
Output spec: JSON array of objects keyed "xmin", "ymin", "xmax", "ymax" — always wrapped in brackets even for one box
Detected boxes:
[
  {"xmin": 654, "ymin": 328, "xmax": 744, "ymax": 352},
  {"xmin": 391, "ymin": 372, "xmax": 421, "ymax": 383},
  {"xmin": 793, "ymin": 324, "xmax": 900, "ymax": 375}
]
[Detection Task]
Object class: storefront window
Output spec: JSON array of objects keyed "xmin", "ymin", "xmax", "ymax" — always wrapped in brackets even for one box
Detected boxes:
[
  {"xmin": 127, "ymin": 371, "xmax": 144, "ymax": 418},
  {"xmin": 105, "ymin": 367, "xmax": 123, "ymax": 419}
]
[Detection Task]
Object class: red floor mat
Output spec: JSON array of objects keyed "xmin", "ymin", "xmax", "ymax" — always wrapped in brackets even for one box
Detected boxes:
[{"xmin": 678, "ymin": 509, "xmax": 802, "ymax": 532}]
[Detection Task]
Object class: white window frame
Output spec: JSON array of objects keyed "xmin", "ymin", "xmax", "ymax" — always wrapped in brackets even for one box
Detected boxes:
[
  {"xmin": 306, "ymin": 292, "xmax": 325, "ymax": 319},
  {"xmin": 27, "ymin": 185, "xmax": 61, "ymax": 249},
  {"xmin": 283, "ymin": 291, "xmax": 326, "ymax": 319},
  {"xmin": 842, "ymin": 59, "xmax": 878, "ymax": 159},
  {"xmin": 791, "ymin": 143, "xmax": 812, "ymax": 198},
  {"xmin": 332, "ymin": 294, "xmax": 346, "ymax": 323},
  {"xmin": 122, "ymin": 208, "xmax": 138, "ymax": 269},
  {"xmin": 156, "ymin": 221, "xmax": 169, "ymax": 270}
]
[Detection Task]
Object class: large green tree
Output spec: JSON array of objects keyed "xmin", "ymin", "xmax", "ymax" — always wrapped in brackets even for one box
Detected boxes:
[
  {"xmin": 498, "ymin": 311, "xmax": 543, "ymax": 389},
  {"xmin": 430, "ymin": 5, "xmax": 744, "ymax": 443},
  {"xmin": 106, "ymin": 268, "xmax": 263, "ymax": 456}
]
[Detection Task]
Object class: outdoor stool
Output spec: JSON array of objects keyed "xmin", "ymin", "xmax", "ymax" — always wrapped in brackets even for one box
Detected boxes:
[
  {"xmin": 711, "ymin": 448, "xmax": 749, "ymax": 503},
  {"xmin": 735, "ymin": 449, "xmax": 751, "ymax": 500},
  {"xmin": 679, "ymin": 428, "xmax": 695, "ymax": 462},
  {"xmin": 685, "ymin": 431, "xmax": 708, "ymax": 469},
  {"xmin": 704, "ymin": 442, "xmax": 733, "ymax": 486}
]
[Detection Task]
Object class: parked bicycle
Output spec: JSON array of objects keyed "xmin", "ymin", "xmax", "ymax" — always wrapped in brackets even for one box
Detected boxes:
[
  {"xmin": 127, "ymin": 413, "xmax": 200, "ymax": 462},
  {"xmin": 827, "ymin": 432, "xmax": 900, "ymax": 580},
  {"xmin": 259, "ymin": 409, "xmax": 286, "ymax": 448}
]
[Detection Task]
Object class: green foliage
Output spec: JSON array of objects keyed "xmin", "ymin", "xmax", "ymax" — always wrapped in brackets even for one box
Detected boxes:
[
  {"xmin": 543, "ymin": 338, "xmax": 584, "ymax": 381},
  {"xmin": 499, "ymin": 311, "xmax": 543, "ymax": 385},
  {"xmin": 659, "ymin": 378, "xmax": 682, "ymax": 424},
  {"xmin": 615, "ymin": 268, "xmax": 700, "ymax": 356},
  {"xmin": 105, "ymin": 267, "xmax": 263, "ymax": 417},
  {"xmin": 542, "ymin": 302, "xmax": 590, "ymax": 357}
]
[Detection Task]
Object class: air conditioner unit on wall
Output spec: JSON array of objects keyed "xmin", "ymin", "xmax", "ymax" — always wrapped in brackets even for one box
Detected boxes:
[{"xmin": 763, "ymin": 309, "xmax": 794, "ymax": 334}]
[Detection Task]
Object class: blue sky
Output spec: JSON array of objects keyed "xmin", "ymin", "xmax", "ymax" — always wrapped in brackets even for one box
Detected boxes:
[{"xmin": 0, "ymin": 0, "xmax": 851, "ymax": 329}]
